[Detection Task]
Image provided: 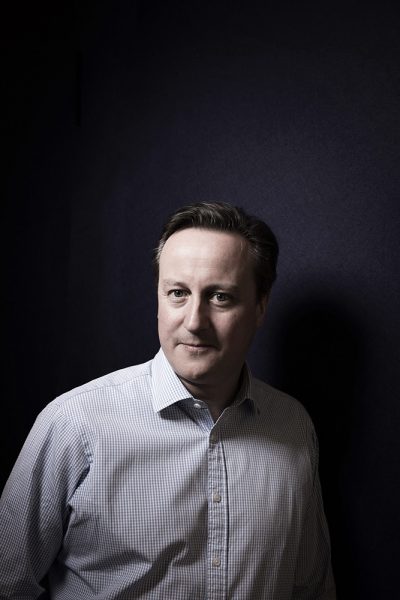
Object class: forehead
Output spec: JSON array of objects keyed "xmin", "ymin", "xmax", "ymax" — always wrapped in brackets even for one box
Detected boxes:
[
  {"xmin": 159, "ymin": 228, "xmax": 254, "ymax": 281},
  {"xmin": 161, "ymin": 227, "xmax": 247, "ymax": 258}
]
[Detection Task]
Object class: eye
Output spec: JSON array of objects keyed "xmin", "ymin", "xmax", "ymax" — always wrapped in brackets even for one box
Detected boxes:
[
  {"xmin": 211, "ymin": 292, "xmax": 231, "ymax": 304},
  {"xmin": 168, "ymin": 289, "xmax": 188, "ymax": 302}
]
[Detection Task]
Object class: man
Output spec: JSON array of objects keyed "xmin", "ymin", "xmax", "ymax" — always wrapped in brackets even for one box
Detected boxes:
[{"xmin": 0, "ymin": 202, "xmax": 336, "ymax": 599}]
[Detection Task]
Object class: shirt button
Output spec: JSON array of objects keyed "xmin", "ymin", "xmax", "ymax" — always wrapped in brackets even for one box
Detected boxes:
[
  {"xmin": 212, "ymin": 556, "xmax": 221, "ymax": 567},
  {"xmin": 193, "ymin": 402, "xmax": 202, "ymax": 409},
  {"xmin": 213, "ymin": 492, "xmax": 221, "ymax": 503},
  {"xmin": 209, "ymin": 433, "xmax": 218, "ymax": 443}
]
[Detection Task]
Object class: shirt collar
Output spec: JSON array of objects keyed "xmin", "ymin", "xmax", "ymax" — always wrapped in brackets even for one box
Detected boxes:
[
  {"xmin": 151, "ymin": 349, "xmax": 193, "ymax": 412},
  {"xmin": 234, "ymin": 363, "xmax": 254, "ymax": 409},
  {"xmin": 150, "ymin": 348, "xmax": 256, "ymax": 413}
]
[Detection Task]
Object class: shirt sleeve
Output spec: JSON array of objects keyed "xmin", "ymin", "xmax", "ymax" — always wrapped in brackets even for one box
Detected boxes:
[
  {"xmin": 292, "ymin": 424, "xmax": 337, "ymax": 600},
  {"xmin": 0, "ymin": 400, "xmax": 90, "ymax": 599}
]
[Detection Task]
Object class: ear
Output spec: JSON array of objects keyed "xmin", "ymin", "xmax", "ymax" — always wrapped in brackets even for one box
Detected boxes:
[{"xmin": 256, "ymin": 294, "xmax": 268, "ymax": 327}]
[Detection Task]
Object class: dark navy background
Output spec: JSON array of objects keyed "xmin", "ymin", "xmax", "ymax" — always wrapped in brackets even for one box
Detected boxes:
[{"xmin": 3, "ymin": 2, "xmax": 400, "ymax": 598}]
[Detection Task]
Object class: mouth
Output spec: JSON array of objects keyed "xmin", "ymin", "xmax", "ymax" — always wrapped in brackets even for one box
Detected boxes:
[{"xmin": 179, "ymin": 342, "xmax": 216, "ymax": 351}]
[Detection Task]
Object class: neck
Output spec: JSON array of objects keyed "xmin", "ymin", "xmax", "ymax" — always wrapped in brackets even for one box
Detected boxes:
[{"xmin": 178, "ymin": 374, "xmax": 243, "ymax": 421}]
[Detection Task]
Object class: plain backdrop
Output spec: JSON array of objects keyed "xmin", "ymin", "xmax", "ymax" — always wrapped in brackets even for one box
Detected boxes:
[{"xmin": 3, "ymin": 2, "xmax": 400, "ymax": 599}]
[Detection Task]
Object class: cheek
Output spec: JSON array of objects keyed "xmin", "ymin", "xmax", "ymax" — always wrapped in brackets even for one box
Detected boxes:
[
  {"xmin": 224, "ymin": 311, "xmax": 257, "ymax": 341},
  {"xmin": 218, "ymin": 313, "xmax": 244, "ymax": 339},
  {"xmin": 157, "ymin": 304, "xmax": 180, "ymax": 334}
]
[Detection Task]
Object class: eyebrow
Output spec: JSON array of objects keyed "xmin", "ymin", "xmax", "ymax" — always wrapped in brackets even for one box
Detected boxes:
[{"xmin": 160, "ymin": 280, "xmax": 188, "ymax": 288}]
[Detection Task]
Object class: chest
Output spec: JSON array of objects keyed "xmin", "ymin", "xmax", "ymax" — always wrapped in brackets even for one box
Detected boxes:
[{"xmin": 66, "ymin": 423, "xmax": 311, "ymax": 553}]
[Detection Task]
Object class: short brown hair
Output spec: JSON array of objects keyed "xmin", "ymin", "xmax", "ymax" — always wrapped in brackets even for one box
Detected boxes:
[{"xmin": 153, "ymin": 202, "xmax": 279, "ymax": 298}]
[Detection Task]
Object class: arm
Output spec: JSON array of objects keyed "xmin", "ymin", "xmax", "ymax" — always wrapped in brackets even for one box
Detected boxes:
[
  {"xmin": 0, "ymin": 400, "xmax": 89, "ymax": 598},
  {"xmin": 293, "ymin": 426, "xmax": 336, "ymax": 600}
]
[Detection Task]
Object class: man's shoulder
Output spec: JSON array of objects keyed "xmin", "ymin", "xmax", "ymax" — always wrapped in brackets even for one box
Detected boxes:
[
  {"xmin": 251, "ymin": 376, "xmax": 303, "ymax": 406},
  {"xmin": 16, "ymin": 359, "xmax": 157, "ymax": 469},
  {"xmin": 250, "ymin": 376, "xmax": 314, "ymax": 431},
  {"xmin": 55, "ymin": 358, "xmax": 153, "ymax": 407}
]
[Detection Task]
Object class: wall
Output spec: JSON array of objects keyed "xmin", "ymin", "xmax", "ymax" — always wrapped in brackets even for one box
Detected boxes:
[{"xmin": 3, "ymin": 2, "xmax": 400, "ymax": 598}]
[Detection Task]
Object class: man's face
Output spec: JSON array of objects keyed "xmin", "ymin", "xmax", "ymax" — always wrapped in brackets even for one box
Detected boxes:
[{"xmin": 157, "ymin": 228, "xmax": 267, "ymax": 396}]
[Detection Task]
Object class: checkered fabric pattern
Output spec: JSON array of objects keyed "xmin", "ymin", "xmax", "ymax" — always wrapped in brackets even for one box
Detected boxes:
[{"xmin": 0, "ymin": 349, "xmax": 336, "ymax": 599}]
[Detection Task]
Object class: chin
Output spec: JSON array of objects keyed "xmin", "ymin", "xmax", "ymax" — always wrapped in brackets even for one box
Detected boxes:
[
  {"xmin": 174, "ymin": 358, "xmax": 219, "ymax": 386},
  {"xmin": 175, "ymin": 365, "xmax": 210, "ymax": 384}
]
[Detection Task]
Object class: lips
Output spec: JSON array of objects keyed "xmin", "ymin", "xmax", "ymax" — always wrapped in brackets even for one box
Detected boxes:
[{"xmin": 179, "ymin": 341, "xmax": 217, "ymax": 350}]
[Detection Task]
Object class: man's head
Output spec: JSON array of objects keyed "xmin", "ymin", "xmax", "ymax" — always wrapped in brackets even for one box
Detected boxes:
[{"xmin": 155, "ymin": 202, "xmax": 279, "ymax": 403}]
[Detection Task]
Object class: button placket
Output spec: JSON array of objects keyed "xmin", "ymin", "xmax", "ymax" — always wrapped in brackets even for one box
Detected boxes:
[{"xmin": 207, "ymin": 430, "xmax": 227, "ymax": 599}]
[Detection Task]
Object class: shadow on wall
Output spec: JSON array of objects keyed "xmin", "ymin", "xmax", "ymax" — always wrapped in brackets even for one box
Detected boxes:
[{"xmin": 266, "ymin": 290, "xmax": 366, "ymax": 599}]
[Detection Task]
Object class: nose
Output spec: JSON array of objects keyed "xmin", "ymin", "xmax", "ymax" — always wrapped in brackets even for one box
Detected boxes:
[{"xmin": 184, "ymin": 297, "xmax": 210, "ymax": 333}]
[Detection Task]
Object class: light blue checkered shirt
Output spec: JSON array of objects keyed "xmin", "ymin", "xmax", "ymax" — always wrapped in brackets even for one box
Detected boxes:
[{"xmin": 0, "ymin": 349, "xmax": 335, "ymax": 599}]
